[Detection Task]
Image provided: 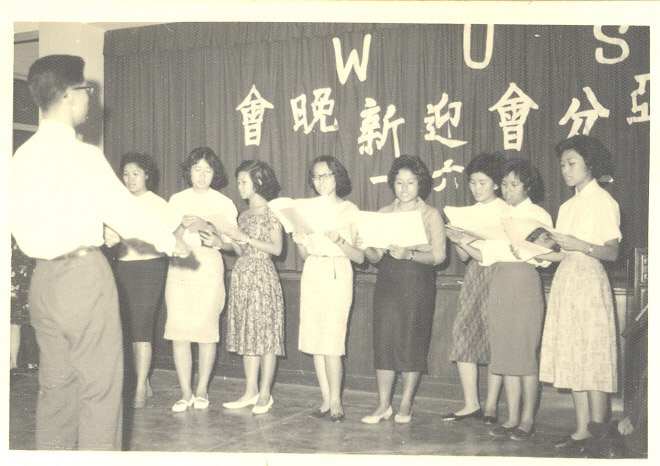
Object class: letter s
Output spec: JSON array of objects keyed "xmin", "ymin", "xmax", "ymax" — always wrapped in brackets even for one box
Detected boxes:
[{"xmin": 594, "ymin": 25, "xmax": 629, "ymax": 64}]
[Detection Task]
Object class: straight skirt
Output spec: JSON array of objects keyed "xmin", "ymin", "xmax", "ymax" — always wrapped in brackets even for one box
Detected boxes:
[
  {"xmin": 298, "ymin": 256, "xmax": 353, "ymax": 356},
  {"xmin": 487, "ymin": 262, "xmax": 544, "ymax": 376},
  {"xmin": 373, "ymin": 254, "xmax": 436, "ymax": 373},
  {"xmin": 539, "ymin": 253, "xmax": 618, "ymax": 392},
  {"xmin": 164, "ymin": 245, "xmax": 225, "ymax": 343},
  {"xmin": 115, "ymin": 257, "xmax": 168, "ymax": 343},
  {"xmin": 449, "ymin": 260, "xmax": 495, "ymax": 364}
]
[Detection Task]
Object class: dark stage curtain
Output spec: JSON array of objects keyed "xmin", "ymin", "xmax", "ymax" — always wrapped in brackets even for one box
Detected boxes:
[{"xmin": 104, "ymin": 23, "xmax": 649, "ymax": 273}]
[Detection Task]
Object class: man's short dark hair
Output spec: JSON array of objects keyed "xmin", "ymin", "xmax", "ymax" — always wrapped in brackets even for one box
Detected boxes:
[{"xmin": 27, "ymin": 55, "xmax": 85, "ymax": 111}]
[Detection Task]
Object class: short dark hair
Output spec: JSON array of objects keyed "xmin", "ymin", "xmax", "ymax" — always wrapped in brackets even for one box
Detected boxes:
[
  {"xmin": 307, "ymin": 155, "xmax": 352, "ymax": 198},
  {"xmin": 387, "ymin": 155, "xmax": 433, "ymax": 201},
  {"xmin": 466, "ymin": 152, "xmax": 506, "ymax": 196},
  {"xmin": 182, "ymin": 147, "xmax": 228, "ymax": 190},
  {"xmin": 235, "ymin": 160, "xmax": 281, "ymax": 201},
  {"xmin": 555, "ymin": 135, "xmax": 613, "ymax": 179},
  {"xmin": 27, "ymin": 55, "xmax": 85, "ymax": 111},
  {"xmin": 120, "ymin": 152, "xmax": 160, "ymax": 192},
  {"xmin": 501, "ymin": 158, "xmax": 545, "ymax": 204}
]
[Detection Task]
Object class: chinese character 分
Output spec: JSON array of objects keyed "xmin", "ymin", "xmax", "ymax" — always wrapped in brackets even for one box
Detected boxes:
[
  {"xmin": 290, "ymin": 88, "xmax": 338, "ymax": 134},
  {"xmin": 236, "ymin": 85, "xmax": 274, "ymax": 147},
  {"xmin": 627, "ymin": 73, "xmax": 650, "ymax": 125},
  {"xmin": 559, "ymin": 86, "xmax": 610, "ymax": 137},
  {"xmin": 488, "ymin": 83, "xmax": 538, "ymax": 151},
  {"xmin": 424, "ymin": 94, "xmax": 467, "ymax": 148}
]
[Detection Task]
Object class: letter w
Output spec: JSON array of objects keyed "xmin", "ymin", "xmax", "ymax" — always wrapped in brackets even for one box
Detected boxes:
[{"xmin": 333, "ymin": 34, "xmax": 371, "ymax": 85}]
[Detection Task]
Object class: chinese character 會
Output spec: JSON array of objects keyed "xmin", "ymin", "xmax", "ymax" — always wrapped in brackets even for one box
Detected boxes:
[{"xmin": 236, "ymin": 85, "xmax": 274, "ymax": 147}]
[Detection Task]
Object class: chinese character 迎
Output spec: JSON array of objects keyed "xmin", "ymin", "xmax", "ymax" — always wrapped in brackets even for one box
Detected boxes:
[{"xmin": 424, "ymin": 94, "xmax": 467, "ymax": 148}]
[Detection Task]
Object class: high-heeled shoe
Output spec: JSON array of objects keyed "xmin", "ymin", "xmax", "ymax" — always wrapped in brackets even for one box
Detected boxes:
[
  {"xmin": 361, "ymin": 406, "xmax": 393, "ymax": 424},
  {"xmin": 194, "ymin": 394, "xmax": 210, "ymax": 410},
  {"xmin": 394, "ymin": 410, "xmax": 412, "ymax": 424},
  {"xmin": 251, "ymin": 396, "xmax": 274, "ymax": 414},
  {"xmin": 146, "ymin": 380, "xmax": 154, "ymax": 398},
  {"xmin": 223, "ymin": 394, "xmax": 259, "ymax": 410},
  {"xmin": 310, "ymin": 407, "xmax": 330, "ymax": 418},
  {"xmin": 171, "ymin": 395, "xmax": 195, "ymax": 413},
  {"xmin": 439, "ymin": 408, "xmax": 483, "ymax": 421}
]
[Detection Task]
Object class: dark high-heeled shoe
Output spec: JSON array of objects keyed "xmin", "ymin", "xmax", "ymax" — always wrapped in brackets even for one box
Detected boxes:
[
  {"xmin": 439, "ymin": 408, "xmax": 483, "ymax": 421},
  {"xmin": 509, "ymin": 426, "xmax": 535, "ymax": 441},
  {"xmin": 553, "ymin": 435, "xmax": 590, "ymax": 450},
  {"xmin": 310, "ymin": 408, "xmax": 330, "ymax": 419},
  {"xmin": 329, "ymin": 412, "xmax": 345, "ymax": 422}
]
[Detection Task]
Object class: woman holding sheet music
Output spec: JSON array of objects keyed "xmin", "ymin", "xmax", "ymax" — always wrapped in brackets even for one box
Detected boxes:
[
  {"xmin": 442, "ymin": 153, "xmax": 507, "ymax": 425},
  {"xmin": 213, "ymin": 160, "xmax": 285, "ymax": 415},
  {"xmin": 164, "ymin": 147, "xmax": 238, "ymax": 413},
  {"xmin": 537, "ymin": 136, "xmax": 621, "ymax": 450},
  {"xmin": 293, "ymin": 155, "xmax": 364, "ymax": 422},
  {"xmin": 358, "ymin": 155, "xmax": 446, "ymax": 425},
  {"xmin": 477, "ymin": 159, "xmax": 552, "ymax": 440}
]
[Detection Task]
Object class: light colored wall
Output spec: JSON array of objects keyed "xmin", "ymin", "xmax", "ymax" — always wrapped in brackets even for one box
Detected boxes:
[{"xmin": 36, "ymin": 23, "xmax": 106, "ymax": 147}]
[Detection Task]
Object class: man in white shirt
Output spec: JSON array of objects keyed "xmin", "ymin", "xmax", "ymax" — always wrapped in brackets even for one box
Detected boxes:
[{"xmin": 11, "ymin": 54, "xmax": 189, "ymax": 450}]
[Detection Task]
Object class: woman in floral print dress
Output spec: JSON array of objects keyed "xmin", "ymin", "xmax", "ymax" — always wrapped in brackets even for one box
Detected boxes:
[{"xmin": 207, "ymin": 160, "xmax": 284, "ymax": 414}]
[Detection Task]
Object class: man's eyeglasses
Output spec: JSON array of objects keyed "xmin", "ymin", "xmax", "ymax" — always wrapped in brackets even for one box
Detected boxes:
[
  {"xmin": 312, "ymin": 172, "xmax": 335, "ymax": 181},
  {"xmin": 73, "ymin": 85, "xmax": 95, "ymax": 95}
]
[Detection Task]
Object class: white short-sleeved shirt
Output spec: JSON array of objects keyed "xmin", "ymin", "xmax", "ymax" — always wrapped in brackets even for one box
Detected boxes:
[
  {"xmin": 304, "ymin": 200, "xmax": 359, "ymax": 257},
  {"xmin": 555, "ymin": 178, "xmax": 622, "ymax": 246},
  {"xmin": 119, "ymin": 191, "xmax": 170, "ymax": 261},
  {"xmin": 167, "ymin": 188, "xmax": 238, "ymax": 247}
]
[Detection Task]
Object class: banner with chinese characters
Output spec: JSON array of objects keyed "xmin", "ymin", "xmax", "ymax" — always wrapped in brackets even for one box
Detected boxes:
[{"xmin": 104, "ymin": 23, "xmax": 649, "ymax": 272}]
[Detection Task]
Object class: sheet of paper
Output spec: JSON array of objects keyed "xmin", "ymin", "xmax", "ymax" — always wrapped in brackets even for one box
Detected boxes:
[
  {"xmin": 444, "ymin": 205, "xmax": 507, "ymax": 240},
  {"xmin": 352, "ymin": 210, "xmax": 428, "ymax": 249},
  {"xmin": 502, "ymin": 217, "xmax": 559, "ymax": 259},
  {"xmin": 268, "ymin": 196, "xmax": 346, "ymax": 234}
]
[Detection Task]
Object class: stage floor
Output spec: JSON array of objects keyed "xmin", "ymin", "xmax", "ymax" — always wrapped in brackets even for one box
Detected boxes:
[{"xmin": 9, "ymin": 367, "xmax": 625, "ymax": 458}]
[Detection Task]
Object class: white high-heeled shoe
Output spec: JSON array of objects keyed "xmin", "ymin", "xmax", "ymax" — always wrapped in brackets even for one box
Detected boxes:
[
  {"xmin": 171, "ymin": 395, "xmax": 195, "ymax": 413},
  {"xmin": 251, "ymin": 396, "xmax": 274, "ymax": 414},
  {"xmin": 394, "ymin": 410, "xmax": 412, "ymax": 424},
  {"xmin": 252, "ymin": 395, "xmax": 275, "ymax": 414},
  {"xmin": 361, "ymin": 405, "xmax": 393, "ymax": 424},
  {"xmin": 222, "ymin": 394, "xmax": 259, "ymax": 410},
  {"xmin": 194, "ymin": 394, "xmax": 210, "ymax": 410}
]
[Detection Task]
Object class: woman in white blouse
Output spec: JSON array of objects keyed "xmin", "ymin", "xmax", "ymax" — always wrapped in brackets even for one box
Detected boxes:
[
  {"xmin": 443, "ymin": 153, "xmax": 507, "ymax": 424},
  {"xmin": 164, "ymin": 147, "xmax": 238, "ymax": 412},
  {"xmin": 538, "ymin": 136, "xmax": 621, "ymax": 450},
  {"xmin": 478, "ymin": 159, "xmax": 552, "ymax": 440},
  {"xmin": 292, "ymin": 156, "xmax": 364, "ymax": 422},
  {"xmin": 107, "ymin": 153, "xmax": 170, "ymax": 408}
]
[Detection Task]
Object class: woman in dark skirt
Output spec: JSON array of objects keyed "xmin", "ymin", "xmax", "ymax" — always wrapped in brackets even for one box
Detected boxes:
[
  {"xmin": 359, "ymin": 155, "xmax": 446, "ymax": 424},
  {"xmin": 104, "ymin": 153, "xmax": 169, "ymax": 408}
]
